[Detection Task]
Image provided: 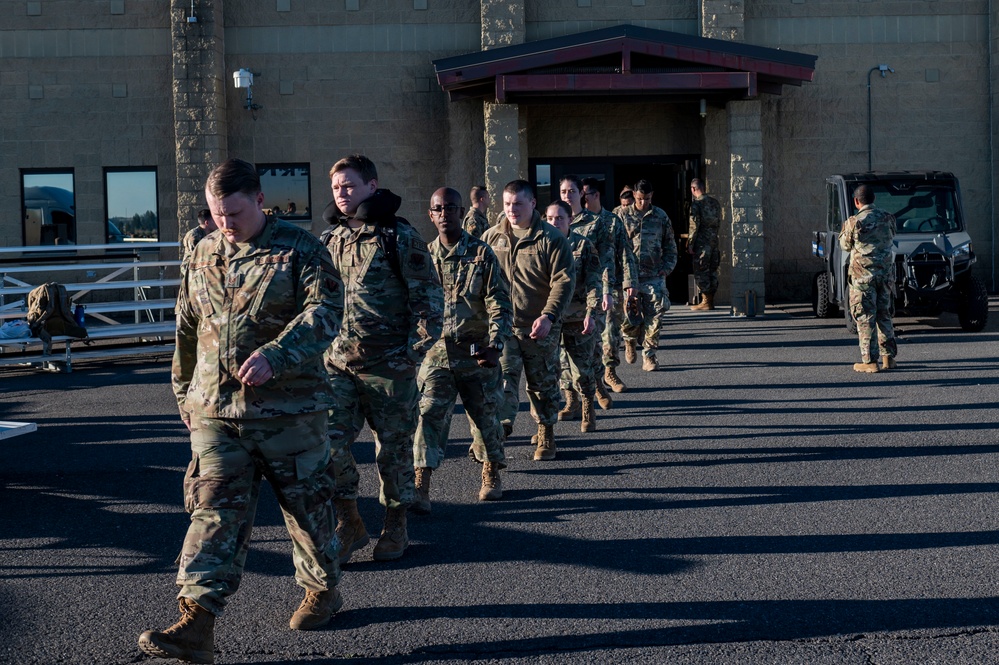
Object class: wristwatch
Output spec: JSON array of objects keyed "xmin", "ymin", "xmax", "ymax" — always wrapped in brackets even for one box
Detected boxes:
[
  {"xmin": 545, "ymin": 313, "xmax": 557, "ymax": 324},
  {"xmin": 488, "ymin": 341, "xmax": 504, "ymax": 352}
]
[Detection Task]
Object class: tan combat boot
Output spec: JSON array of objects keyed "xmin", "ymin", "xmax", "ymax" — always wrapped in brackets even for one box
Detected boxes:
[
  {"xmin": 410, "ymin": 467, "xmax": 432, "ymax": 515},
  {"xmin": 853, "ymin": 361, "xmax": 879, "ymax": 373},
  {"xmin": 138, "ymin": 598, "xmax": 215, "ymax": 664},
  {"xmin": 557, "ymin": 389, "xmax": 581, "ymax": 421},
  {"xmin": 479, "ymin": 460, "xmax": 503, "ymax": 501},
  {"xmin": 603, "ymin": 366, "xmax": 626, "ymax": 394},
  {"xmin": 624, "ymin": 339, "xmax": 637, "ymax": 364},
  {"xmin": 373, "ymin": 506, "xmax": 408, "ymax": 561},
  {"xmin": 580, "ymin": 395, "xmax": 596, "ymax": 433},
  {"xmin": 333, "ymin": 498, "xmax": 370, "ymax": 565},
  {"xmin": 533, "ymin": 423, "xmax": 555, "ymax": 461},
  {"xmin": 642, "ymin": 353, "xmax": 658, "ymax": 372},
  {"xmin": 289, "ymin": 587, "xmax": 343, "ymax": 631},
  {"xmin": 881, "ymin": 356, "xmax": 897, "ymax": 370},
  {"xmin": 594, "ymin": 379, "xmax": 614, "ymax": 410},
  {"xmin": 690, "ymin": 293, "xmax": 715, "ymax": 311}
]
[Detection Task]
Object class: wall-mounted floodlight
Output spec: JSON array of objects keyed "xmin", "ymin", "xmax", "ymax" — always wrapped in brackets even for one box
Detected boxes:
[
  {"xmin": 233, "ymin": 69, "xmax": 262, "ymax": 115},
  {"xmin": 699, "ymin": 98, "xmax": 707, "ymax": 118}
]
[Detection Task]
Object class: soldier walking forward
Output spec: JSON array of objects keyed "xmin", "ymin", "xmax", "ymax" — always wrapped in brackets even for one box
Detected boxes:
[
  {"xmin": 322, "ymin": 155, "xmax": 443, "ymax": 563},
  {"xmin": 546, "ymin": 201, "xmax": 602, "ymax": 433},
  {"xmin": 839, "ymin": 184, "xmax": 898, "ymax": 372},
  {"xmin": 481, "ymin": 180, "xmax": 574, "ymax": 461},
  {"xmin": 139, "ymin": 159, "xmax": 345, "ymax": 664},
  {"xmin": 616, "ymin": 180, "xmax": 678, "ymax": 372},
  {"xmin": 411, "ymin": 187, "xmax": 512, "ymax": 514}
]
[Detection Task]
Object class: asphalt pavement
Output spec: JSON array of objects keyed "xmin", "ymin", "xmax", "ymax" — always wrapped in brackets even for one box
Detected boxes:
[{"xmin": 2, "ymin": 301, "xmax": 998, "ymax": 665}]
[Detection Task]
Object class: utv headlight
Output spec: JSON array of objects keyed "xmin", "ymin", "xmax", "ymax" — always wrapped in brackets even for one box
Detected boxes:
[{"xmin": 953, "ymin": 242, "xmax": 973, "ymax": 261}]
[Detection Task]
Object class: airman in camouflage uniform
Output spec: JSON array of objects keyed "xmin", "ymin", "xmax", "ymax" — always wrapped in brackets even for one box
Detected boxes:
[
  {"xmin": 545, "ymin": 201, "xmax": 601, "ymax": 433},
  {"xmin": 140, "ymin": 159, "xmax": 344, "ymax": 665},
  {"xmin": 688, "ymin": 178, "xmax": 722, "ymax": 311},
  {"xmin": 322, "ymin": 155, "xmax": 443, "ymax": 564},
  {"xmin": 555, "ymin": 176, "xmax": 615, "ymax": 419},
  {"xmin": 581, "ymin": 178, "xmax": 638, "ymax": 398},
  {"xmin": 462, "ymin": 185, "xmax": 491, "ymax": 238},
  {"xmin": 180, "ymin": 208, "xmax": 216, "ymax": 267},
  {"xmin": 617, "ymin": 179, "xmax": 678, "ymax": 372},
  {"xmin": 839, "ymin": 184, "xmax": 898, "ymax": 372},
  {"xmin": 481, "ymin": 180, "xmax": 575, "ymax": 461},
  {"xmin": 412, "ymin": 187, "xmax": 512, "ymax": 514}
]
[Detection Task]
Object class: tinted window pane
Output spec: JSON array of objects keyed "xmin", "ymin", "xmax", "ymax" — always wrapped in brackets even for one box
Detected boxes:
[{"xmin": 106, "ymin": 169, "xmax": 159, "ymax": 242}]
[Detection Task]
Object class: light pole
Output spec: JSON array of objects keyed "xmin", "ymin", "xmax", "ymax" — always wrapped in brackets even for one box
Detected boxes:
[{"xmin": 867, "ymin": 64, "xmax": 894, "ymax": 171}]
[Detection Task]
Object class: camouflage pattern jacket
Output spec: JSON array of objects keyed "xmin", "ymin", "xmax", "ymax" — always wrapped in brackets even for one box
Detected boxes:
[
  {"xmin": 423, "ymin": 230, "xmax": 512, "ymax": 369},
  {"xmin": 839, "ymin": 204, "xmax": 897, "ymax": 285},
  {"xmin": 173, "ymin": 216, "xmax": 343, "ymax": 420},
  {"xmin": 462, "ymin": 208, "xmax": 490, "ymax": 239},
  {"xmin": 481, "ymin": 210, "xmax": 575, "ymax": 329},
  {"xmin": 617, "ymin": 204, "xmax": 678, "ymax": 281},
  {"xmin": 181, "ymin": 225, "xmax": 208, "ymax": 266},
  {"xmin": 598, "ymin": 208, "xmax": 638, "ymax": 291},
  {"xmin": 688, "ymin": 194, "xmax": 722, "ymax": 249},
  {"xmin": 564, "ymin": 231, "xmax": 601, "ymax": 324},
  {"xmin": 322, "ymin": 189, "xmax": 443, "ymax": 371},
  {"xmin": 569, "ymin": 209, "xmax": 615, "ymax": 295}
]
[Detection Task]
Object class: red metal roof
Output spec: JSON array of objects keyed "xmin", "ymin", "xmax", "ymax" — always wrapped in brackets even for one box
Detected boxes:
[{"xmin": 433, "ymin": 24, "xmax": 816, "ymax": 103}]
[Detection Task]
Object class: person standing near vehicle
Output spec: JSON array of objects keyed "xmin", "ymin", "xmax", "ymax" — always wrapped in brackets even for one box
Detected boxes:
[
  {"xmin": 322, "ymin": 154, "xmax": 443, "ymax": 563},
  {"xmin": 839, "ymin": 184, "xmax": 897, "ymax": 372},
  {"xmin": 139, "ymin": 158, "xmax": 345, "ymax": 664},
  {"xmin": 687, "ymin": 178, "xmax": 722, "ymax": 311},
  {"xmin": 411, "ymin": 187, "xmax": 512, "ymax": 513}
]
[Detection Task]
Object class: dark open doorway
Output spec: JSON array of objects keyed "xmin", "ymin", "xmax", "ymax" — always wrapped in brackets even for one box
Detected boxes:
[{"xmin": 530, "ymin": 155, "xmax": 700, "ymax": 303}]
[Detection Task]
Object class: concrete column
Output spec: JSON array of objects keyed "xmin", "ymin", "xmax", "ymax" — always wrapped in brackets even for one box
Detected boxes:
[
  {"xmin": 170, "ymin": 0, "xmax": 227, "ymax": 241},
  {"xmin": 481, "ymin": 0, "xmax": 525, "ymax": 216},
  {"xmin": 728, "ymin": 99, "xmax": 765, "ymax": 315}
]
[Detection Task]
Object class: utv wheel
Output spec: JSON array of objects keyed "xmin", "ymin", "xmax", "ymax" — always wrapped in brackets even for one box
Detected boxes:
[
  {"xmin": 812, "ymin": 272, "xmax": 837, "ymax": 318},
  {"xmin": 957, "ymin": 272, "xmax": 989, "ymax": 332}
]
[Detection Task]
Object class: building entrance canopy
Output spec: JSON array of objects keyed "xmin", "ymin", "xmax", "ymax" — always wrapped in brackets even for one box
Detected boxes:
[{"xmin": 433, "ymin": 24, "xmax": 816, "ymax": 104}]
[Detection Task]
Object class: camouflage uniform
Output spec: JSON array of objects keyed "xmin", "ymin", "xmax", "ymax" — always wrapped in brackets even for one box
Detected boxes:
[
  {"xmin": 172, "ymin": 216, "xmax": 343, "ymax": 615},
  {"xmin": 462, "ymin": 208, "xmax": 490, "ymax": 239},
  {"xmin": 559, "ymin": 232, "xmax": 602, "ymax": 397},
  {"xmin": 617, "ymin": 204, "xmax": 678, "ymax": 358},
  {"xmin": 181, "ymin": 225, "xmax": 208, "ymax": 266},
  {"xmin": 688, "ymin": 193, "xmax": 722, "ymax": 296},
  {"xmin": 598, "ymin": 209, "xmax": 638, "ymax": 369},
  {"xmin": 415, "ymin": 230, "xmax": 512, "ymax": 468},
  {"xmin": 323, "ymin": 190, "xmax": 443, "ymax": 509},
  {"xmin": 481, "ymin": 210, "xmax": 575, "ymax": 429},
  {"xmin": 839, "ymin": 204, "xmax": 897, "ymax": 363}
]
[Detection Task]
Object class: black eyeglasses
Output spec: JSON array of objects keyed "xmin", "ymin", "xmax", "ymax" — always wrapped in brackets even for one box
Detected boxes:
[
  {"xmin": 582, "ymin": 190, "xmax": 598, "ymax": 198},
  {"xmin": 429, "ymin": 204, "xmax": 461, "ymax": 214}
]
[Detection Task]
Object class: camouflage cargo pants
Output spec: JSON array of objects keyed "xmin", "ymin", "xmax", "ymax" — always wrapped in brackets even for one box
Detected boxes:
[
  {"xmin": 602, "ymin": 287, "xmax": 624, "ymax": 368},
  {"xmin": 691, "ymin": 236, "xmax": 721, "ymax": 296},
  {"xmin": 177, "ymin": 411, "xmax": 339, "ymax": 615},
  {"xmin": 559, "ymin": 319, "xmax": 599, "ymax": 397},
  {"xmin": 849, "ymin": 279, "xmax": 897, "ymax": 362},
  {"xmin": 621, "ymin": 277, "xmax": 670, "ymax": 357},
  {"xmin": 414, "ymin": 360, "xmax": 506, "ymax": 469},
  {"xmin": 498, "ymin": 325, "xmax": 562, "ymax": 428},
  {"xmin": 327, "ymin": 359, "xmax": 418, "ymax": 509}
]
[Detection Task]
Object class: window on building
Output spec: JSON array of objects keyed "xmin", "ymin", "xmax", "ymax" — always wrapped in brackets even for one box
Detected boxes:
[
  {"xmin": 258, "ymin": 163, "xmax": 311, "ymax": 227},
  {"xmin": 22, "ymin": 169, "xmax": 76, "ymax": 246},
  {"xmin": 105, "ymin": 168, "xmax": 159, "ymax": 242}
]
